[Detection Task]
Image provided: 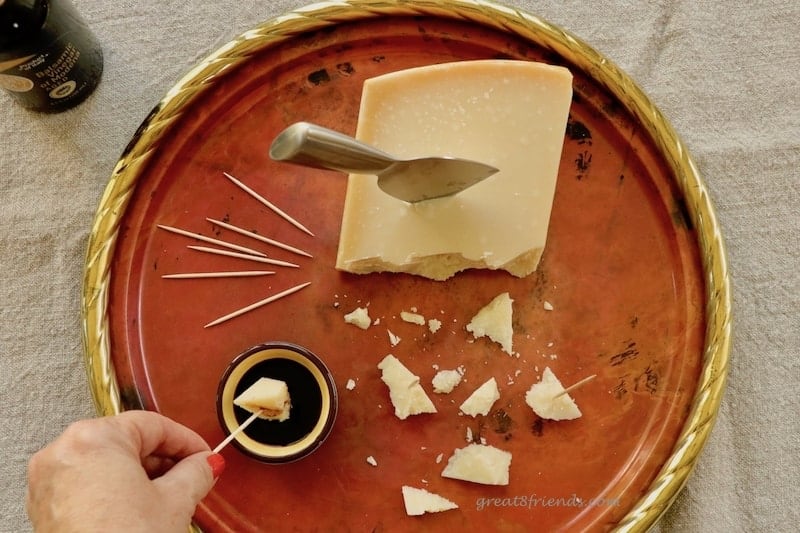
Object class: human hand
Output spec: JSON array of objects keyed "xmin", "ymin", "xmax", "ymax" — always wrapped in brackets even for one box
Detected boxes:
[{"xmin": 26, "ymin": 410, "xmax": 226, "ymax": 532}]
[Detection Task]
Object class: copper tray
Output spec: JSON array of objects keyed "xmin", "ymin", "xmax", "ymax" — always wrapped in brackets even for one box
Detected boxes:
[{"xmin": 81, "ymin": 1, "xmax": 731, "ymax": 531}]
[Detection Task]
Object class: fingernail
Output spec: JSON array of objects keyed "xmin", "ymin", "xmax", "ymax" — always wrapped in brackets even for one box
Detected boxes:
[{"xmin": 207, "ymin": 453, "xmax": 226, "ymax": 478}]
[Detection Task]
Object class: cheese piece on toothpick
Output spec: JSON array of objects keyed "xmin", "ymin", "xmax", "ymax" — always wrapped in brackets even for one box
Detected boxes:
[
  {"xmin": 234, "ymin": 377, "xmax": 291, "ymax": 421},
  {"xmin": 525, "ymin": 367, "xmax": 582, "ymax": 420},
  {"xmin": 336, "ymin": 60, "xmax": 573, "ymax": 280},
  {"xmin": 401, "ymin": 486, "xmax": 459, "ymax": 516},
  {"xmin": 377, "ymin": 354, "xmax": 437, "ymax": 420},
  {"xmin": 466, "ymin": 292, "xmax": 514, "ymax": 355}
]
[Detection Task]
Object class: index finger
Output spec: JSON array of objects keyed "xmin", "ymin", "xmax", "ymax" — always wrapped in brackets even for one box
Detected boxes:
[{"xmin": 107, "ymin": 410, "xmax": 211, "ymax": 461}]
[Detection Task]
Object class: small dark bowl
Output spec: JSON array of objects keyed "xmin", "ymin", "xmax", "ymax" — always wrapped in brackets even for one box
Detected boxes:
[{"xmin": 216, "ymin": 342, "xmax": 337, "ymax": 464}]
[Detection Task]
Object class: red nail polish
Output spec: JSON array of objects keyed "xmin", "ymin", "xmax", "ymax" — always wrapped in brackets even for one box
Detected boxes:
[{"xmin": 207, "ymin": 453, "xmax": 226, "ymax": 478}]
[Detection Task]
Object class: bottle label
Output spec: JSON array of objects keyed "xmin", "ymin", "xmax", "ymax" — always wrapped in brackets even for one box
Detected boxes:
[{"xmin": 0, "ymin": 1, "xmax": 103, "ymax": 112}]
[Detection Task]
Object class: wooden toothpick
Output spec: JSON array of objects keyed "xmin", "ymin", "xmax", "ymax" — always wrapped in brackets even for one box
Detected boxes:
[
  {"xmin": 553, "ymin": 374, "xmax": 597, "ymax": 399},
  {"xmin": 222, "ymin": 172, "xmax": 314, "ymax": 237},
  {"xmin": 187, "ymin": 245, "xmax": 299, "ymax": 268},
  {"xmin": 204, "ymin": 281, "xmax": 312, "ymax": 328},
  {"xmin": 161, "ymin": 271, "xmax": 274, "ymax": 279},
  {"xmin": 157, "ymin": 224, "xmax": 267, "ymax": 257},
  {"xmin": 206, "ymin": 217, "xmax": 312, "ymax": 258},
  {"xmin": 212, "ymin": 409, "xmax": 264, "ymax": 453}
]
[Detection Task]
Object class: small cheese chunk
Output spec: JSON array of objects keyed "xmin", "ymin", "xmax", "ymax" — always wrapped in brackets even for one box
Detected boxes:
[
  {"xmin": 459, "ymin": 377, "xmax": 500, "ymax": 417},
  {"xmin": 432, "ymin": 369, "xmax": 463, "ymax": 394},
  {"xmin": 441, "ymin": 444, "xmax": 512, "ymax": 486},
  {"xmin": 466, "ymin": 292, "xmax": 514, "ymax": 355},
  {"xmin": 401, "ymin": 486, "xmax": 459, "ymax": 516},
  {"xmin": 233, "ymin": 377, "xmax": 291, "ymax": 421},
  {"xmin": 400, "ymin": 311, "xmax": 426, "ymax": 325},
  {"xmin": 336, "ymin": 60, "xmax": 573, "ymax": 280},
  {"xmin": 427, "ymin": 319, "xmax": 442, "ymax": 333},
  {"xmin": 377, "ymin": 355, "xmax": 437, "ymax": 420},
  {"xmin": 344, "ymin": 307, "xmax": 371, "ymax": 329},
  {"xmin": 525, "ymin": 367, "xmax": 582, "ymax": 420}
]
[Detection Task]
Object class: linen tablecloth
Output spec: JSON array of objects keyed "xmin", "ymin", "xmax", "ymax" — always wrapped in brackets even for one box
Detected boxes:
[{"xmin": 1, "ymin": 1, "xmax": 797, "ymax": 531}]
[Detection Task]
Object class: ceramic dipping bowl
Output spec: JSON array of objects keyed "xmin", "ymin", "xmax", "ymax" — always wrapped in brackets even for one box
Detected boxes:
[{"xmin": 216, "ymin": 341, "xmax": 337, "ymax": 464}]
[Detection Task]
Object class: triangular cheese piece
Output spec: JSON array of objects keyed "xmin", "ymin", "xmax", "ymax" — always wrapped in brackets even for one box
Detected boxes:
[
  {"xmin": 441, "ymin": 443, "xmax": 512, "ymax": 486},
  {"xmin": 401, "ymin": 486, "xmax": 458, "ymax": 516},
  {"xmin": 377, "ymin": 355, "xmax": 437, "ymax": 420},
  {"xmin": 233, "ymin": 377, "xmax": 291, "ymax": 421},
  {"xmin": 525, "ymin": 367, "xmax": 582, "ymax": 420},
  {"xmin": 459, "ymin": 377, "xmax": 500, "ymax": 417},
  {"xmin": 466, "ymin": 292, "xmax": 514, "ymax": 355}
]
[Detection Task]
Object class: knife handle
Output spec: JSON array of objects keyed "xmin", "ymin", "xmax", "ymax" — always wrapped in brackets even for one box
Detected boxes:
[{"xmin": 269, "ymin": 122, "xmax": 395, "ymax": 174}]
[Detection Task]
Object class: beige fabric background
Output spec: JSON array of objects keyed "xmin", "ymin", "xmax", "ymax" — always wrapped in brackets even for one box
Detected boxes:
[{"xmin": 1, "ymin": 1, "xmax": 797, "ymax": 531}]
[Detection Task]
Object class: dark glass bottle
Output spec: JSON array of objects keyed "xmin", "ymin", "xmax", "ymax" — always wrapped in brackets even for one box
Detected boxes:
[{"xmin": 0, "ymin": 0, "xmax": 103, "ymax": 112}]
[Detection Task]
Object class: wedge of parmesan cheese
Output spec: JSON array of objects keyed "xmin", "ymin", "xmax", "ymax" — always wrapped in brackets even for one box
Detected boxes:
[
  {"xmin": 459, "ymin": 377, "xmax": 500, "ymax": 417},
  {"xmin": 233, "ymin": 377, "xmax": 291, "ymax": 421},
  {"xmin": 401, "ymin": 486, "xmax": 459, "ymax": 516},
  {"xmin": 335, "ymin": 60, "xmax": 573, "ymax": 280},
  {"xmin": 441, "ymin": 443, "xmax": 512, "ymax": 486},
  {"xmin": 377, "ymin": 355, "xmax": 437, "ymax": 420},
  {"xmin": 466, "ymin": 292, "xmax": 514, "ymax": 355},
  {"xmin": 525, "ymin": 367, "xmax": 582, "ymax": 420}
]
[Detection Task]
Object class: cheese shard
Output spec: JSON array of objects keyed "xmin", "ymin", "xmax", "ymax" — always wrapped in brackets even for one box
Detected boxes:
[
  {"xmin": 336, "ymin": 60, "xmax": 573, "ymax": 280},
  {"xmin": 466, "ymin": 292, "xmax": 514, "ymax": 355},
  {"xmin": 459, "ymin": 377, "xmax": 500, "ymax": 417},
  {"xmin": 441, "ymin": 443, "xmax": 512, "ymax": 486},
  {"xmin": 344, "ymin": 307, "xmax": 371, "ymax": 329},
  {"xmin": 233, "ymin": 377, "xmax": 291, "ymax": 421},
  {"xmin": 525, "ymin": 367, "xmax": 582, "ymax": 420},
  {"xmin": 401, "ymin": 486, "xmax": 459, "ymax": 516},
  {"xmin": 377, "ymin": 354, "xmax": 437, "ymax": 420}
]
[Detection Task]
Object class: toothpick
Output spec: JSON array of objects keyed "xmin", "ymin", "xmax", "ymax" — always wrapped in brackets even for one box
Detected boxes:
[
  {"xmin": 206, "ymin": 218, "xmax": 312, "ymax": 258},
  {"xmin": 157, "ymin": 224, "xmax": 267, "ymax": 257},
  {"xmin": 161, "ymin": 271, "xmax": 274, "ymax": 279},
  {"xmin": 187, "ymin": 245, "xmax": 299, "ymax": 268},
  {"xmin": 222, "ymin": 172, "xmax": 314, "ymax": 237},
  {"xmin": 553, "ymin": 374, "xmax": 597, "ymax": 399},
  {"xmin": 212, "ymin": 409, "xmax": 264, "ymax": 453},
  {"xmin": 204, "ymin": 281, "xmax": 312, "ymax": 328}
]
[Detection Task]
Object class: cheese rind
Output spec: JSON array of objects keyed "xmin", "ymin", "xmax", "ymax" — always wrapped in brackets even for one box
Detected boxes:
[
  {"xmin": 377, "ymin": 354, "xmax": 437, "ymax": 419},
  {"xmin": 233, "ymin": 377, "xmax": 291, "ymax": 421},
  {"xmin": 336, "ymin": 60, "xmax": 573, "ymax": 280},
  {"xmin": 401, "ymin": 486, "xmax": 459, "ymax": 516},
  {"xmin": 441, "ymin": 443, "xmax": 512, "ymax": 486},
  {"xmin": 459, "ymin": 377, "xmax": 500, "ymax": 416},
  {"xmin": 525, "ymin": 367, "xmax": 582, "ymax": 420},
  {"xmin": 466, "ymin": 292, "xmax": 514, "ymax": 355}
]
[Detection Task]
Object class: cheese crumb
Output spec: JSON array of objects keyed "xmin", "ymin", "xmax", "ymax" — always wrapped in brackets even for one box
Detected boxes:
[
  {"xmin": 525, "ymin": 367, "xmax": 582, "ymax": 420},
  {"xmin": 344, "ymin": 307, "xmax": 371, "ymax": 329},
  {"xmin": 366, "ymin": 456, "xmax": 378, "ymax": 467},
  {"xmin": 428, "ymin": 318, "xmax": 442, "ymax": 333},
  {"xmin": 466, "ymin": 293, "xmax": 514, "ymax": 355},
  {"xmin": 377, "ymin": 355, "xmax": 437, "ymax": 420},
  {"xmin": 436, "ymin": 453, "xmax": 444, "ymax": 464},
  {"xmin": 400, "ymin": 311, "xmax": 426, "ymax": 325},
  {"xmin": 432, "ymin": 369, "xmax": 463, "ymax": 394},
  {"xmin": 543, "ymin": 301, "xmax": 554, "ymax": 311},
  {"xmin": 459, "ymin": 377, "xmax": 500, "ymax": 417},
  {"xmin": 401, "ymin": 486, "xmax": 458, "ymax": 516},
  {"xmin": 441, "ymin": 444, "xmax": 512, "ymax": 486},
  {"xmin": 346, "ymin": 379, "xmax": 356, "ymax": 391},
  {"xmin": 387, "ymin": 330, "xmax": 401, "ymax": 346}
]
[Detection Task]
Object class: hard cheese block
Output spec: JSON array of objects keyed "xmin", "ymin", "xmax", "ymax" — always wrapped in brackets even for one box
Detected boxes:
[{"xmin": 336, "ymin": 60, "xmax": 573, "ymax": 280}]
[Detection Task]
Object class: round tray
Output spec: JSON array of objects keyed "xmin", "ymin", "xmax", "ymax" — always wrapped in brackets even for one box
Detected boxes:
[{"xmin": 81, "ymin": 1, "xmax": 731, "ymax": 531}]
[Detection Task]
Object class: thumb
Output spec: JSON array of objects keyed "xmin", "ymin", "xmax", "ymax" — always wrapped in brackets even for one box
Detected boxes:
[{"xmin": 153, "ymin": 452, "xmax": 224, "ymax": 515}]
